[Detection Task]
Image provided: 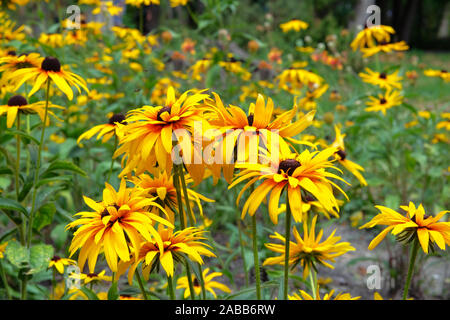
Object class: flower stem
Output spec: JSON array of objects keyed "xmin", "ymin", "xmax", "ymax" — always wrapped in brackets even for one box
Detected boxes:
[
  {"xmin": 403, "ymin": 236, "xmax": 420, "ymax": 300},
  {"xmin": 51, "ymin": 268, "xmax": 56, "ymax": 300},
  {"xmin": 236, "ymin": 192, "xmax": 249, "ymax": 287},
  {"xmin": 106, "ymin": 134, "xmax": 118, "ymax": 184},
  {"xmin": 173, "ymin": 164, "xmax": 195, "ymax": 300},
  {"xmin": 27, "ymin": 79, "xmax": 51, "ymax": 248},
  {"xmin": 197, "ymin": 263, "xmax": 207, "ymax": 300},
  {"xmin": 135, "ymin": 269, "xmax": 149, "ymax": 300},
  {"xmin": 167, "ymin": 276, "xmax": 176, "ymax": 300},
  {"xmin": 0, "ymin": 259, "xmax": 11, "ymax": 300},
  {"xmin": 309, "ymin": 268, "xmax": 317, "ymax": 300},
  {"xmin": 177, "ymin": 164, "xmax": 195, "ymax": 227},
  {"xmin": 283, "ymin": 191, "xmax": 292, "ymax": 300},
  {"xmin": 15, "ymin": 113, "xmax": 26, "ymax": 245},
  {"xmin": 251, "ymin": 214, "xmax": 261, "ymax": 299}
]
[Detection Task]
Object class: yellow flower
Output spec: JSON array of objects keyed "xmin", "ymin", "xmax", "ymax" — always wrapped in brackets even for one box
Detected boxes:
[
  {"xmin": 170, "ymin": 0, "xmax": 188, "ymax": 7},
  {"xmin": 289, "ymin": 286, "xmax": 360, "ymax": 300},
  {"xmin": 66, "ymin": 179, "xmax": 173, "ymax": 272},
  {"xmin": 360, "ymin": 202, "xmax": 450, "ymax": 253},
  {"xmin": 69, "ymin": 270, "xmax": 112, "ymax": 285},
  {"xmin": 280, "ymin": 19, "xmax": 308, "ymax": 33},
  {"xmin": 0, "ymin": 242, "xmax": 8, "ymax": 259},
  {"xmin": 229, "ymin": 147, "xmax": 348, "ymax": 224},
  {"xmin": 350, "ymin": 25, "xmax": 395, "ymax": 51},
  {"xmin": 114, "ymin": 87, "xmax": 209, "ymax": 182},
  {"xmin": 264, "ymin": 215, "xmax": 355, "ymax": 277},
  {"xmin": 359, "ymin": 68, "xmax": 403, "ymax": 90},
  {"xmin": 365, "ymin": 89, "xmax": 403, "ymax": 115},
  {"xmin": 277, "ymin": 68, "xmax": 323, "ymax": 89},
  {"xmin": 437, "ymin": 113, "xmax": 450, "ymax": 130},
  {"xmin": 127, "ymin": 226, "xmax": 215, "ymax": 280},
  {"xmin": 0, "ymin": 52, "xmax": 43, "ymax": 85},
  {"xmin": 125, "ymin": 0, "xmax": 160, "ymax": 7},
  {"xmin": 77, "ymin": 113, "xmax": 126, "ymax": 145},
  {"xmin": 9, "ymin": 56, "xmax": 89, "ymax": 101},
  {"xmin": 361, "ymin": 41, "xmax": 409, "ymax": 58},
  {"xmin": 424, "ymin": 69, "xmax": 450, "ymax": 82},
  {"xmin": 0, "ymin": 95, "xmax": 63, "ymax": 128},
  {"xmin": 48, "ymin": 256, "xmax": 76, "ymax": 274},
  {"xmin": 176, "ymin": 268, "xmax": 231, "ymax": 298},
  {"xmin": 330, "ymin": 125, "xmax": 367, "ymax": 186}
]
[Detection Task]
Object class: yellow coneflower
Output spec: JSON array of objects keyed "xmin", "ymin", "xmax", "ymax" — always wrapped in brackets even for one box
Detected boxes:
[
  {"xmin": 66, "ymin": 179, "xmax": 173, "ymax": 272},
  {"xmin": 365, "ymin": 89, "xmax": 403, "ymax": 115},
  {"xmin": 424, "ymin": 69, "xmax": 450, "ymax": 82},
  {"xmin": 206, "ymin": 93, "xmax": 316, "ymax": 183},
  {"xmin": 129, "ymin": 171, "xmax": 214, "ymax": 224},
  {"xmin": 125, "ymin": 0, "xmax": 160, "ymax": 7},
  {"xmin": 360, "ymin": 202, "xmax": 450, "ymax": 253},
  {"xmin": 277, "ymin": 68, "xmax": 324, "ymax": 90},
  {"xmin": 330, "ymin": 125, "xmax": 367, "ymax": 186},
  {"xmin": 48, "ymin": 256, "xmax": 76, "ymax": 274},
  {"xmin": 359, "ymin": 68, "xmax": 403, "ymax": 90},
  {"xmin": 361, "ymin": 41, "xmax": 409, "ymax": 58},
  {"xmin": 0, "ymin": 95, "xmax": 63, "ymax": 128},
  {"xmin": 77, "ymin": 113, "xmax": 126, "ymax": 145},
  {"xmin": 126, "ymin": 226, "xmax": 215, "ymax": 281},
  {"xmin": 437, "ymin": 113, "xmax": 450, "ymax": 130},
  {"xmin": 176, "ymin": 268, "xmax": 231, "ymax": 298},
  {"xmin": 170, "ymin": 0, "xmax": 188, "ymax": 7},
  {"xmin": 114, "ymin": 86, "xmax": 209, "ymax": 182},
  {"xmin": 0, "ymin": 52, "xmax": 43, "ymax": 85},
  {"xmin": 350, "ymin": 25, "xmax": 395, "ymax": 51},
  {"xmin": 289, "ymin": 286, "xmax": 360, "ymax": 300},
  {"xmin": 279, "ymin": 19, "xmax": 309, "ymax": 33},
  {"xmin": 190, "ymin": 59, "xmax": 212, "ymax": 81},
  {"xmin": 69, "ymin": 270, "xmax": 112, "ymax": 285},
  {"xmin": 8, "ymin": 56, "xmax": 89, "ymax": 101},
  {"xmin": 264, "ymin": 215, "xmax": 355, "ymax": 278}
]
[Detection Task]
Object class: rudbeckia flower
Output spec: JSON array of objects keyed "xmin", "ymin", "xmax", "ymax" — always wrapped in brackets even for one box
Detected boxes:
[
  {"xmin": 424, "ymin": 69, "xmax": 450, "ymax": 82},
  {"xmin": 359, "ymin": 68, "xmax": 403, "ymax": 90},
  {"xmin": 279, "ymin": 19, "xmax": 309, "ymax": 33},
  {"xmin": 125, "ymin": 0, "xmax": 160, "ymax": 7},
  {"xmin": 126, "ymin": 226, "xmax": 215, "ymax": 281},
  {"xmin": 114, "ymin": 86, "xmax": 209, "ymax": 182},
  {"xmin": 8, "ymin": 56, "xmax": 89, "ymax": 101},
  {"xmin": 330, "ymin": 125, "xmax": 367, "ymax": 186},
  {"xmin": 229, "ymin": 146, "xmax": 348, "ymax": 224},
  {"xmin": 277, "ymin": 68, "xmax": 324, "ymax": 90},
  {"xmin": 48, "ymin": 256, "xmax": 76, "ymax": 274},
  {"xmin": 130, "ymin": 171, "xmax": 214, "ymax": 224},
  {"xmin": 360, "ymin": 41, "xmax": 409, "ymax": 57},
  {"xmin": 360, "ymin": 202, "xmax": 450, "ymax": 253},
  {"xmin": 66, "ymin": 179, "xmax": 173, "ymax": 272},
  {"xmin": 289, "ymin": 286, "xmax": 360, "ymax": 300},
  {"xmin": 437, "ymin": 113, "xmax": 450, "ymax": 130},
  {"xmin": 176, "ymin": 268, "xmax": 231, "ymax": 298},
  {"xmin": 77, "ymin": 113, "xmax": 126, "ymax": 145},
  {"xmin": 0, "ymin": 52, "xmax": 43, "ymax": 85},
  {"xmin": 0, "ymin": 95, "xmax": 63, "ymax": 128},
  {"xmin": 365, "ymin": 89, "xmax": 403, "ymax": 115},
  {"xmin": 264, "ymin": 215, "xmax": 355, "ymax": 277},
  {"xmin": 206, "ymin": 93, "xmax": 316, "ymax": 183},
  {"xmin": 350, "ymin": 25, "xmax": 395, "ymax": 51},
  {"xmin": 69, "ymin": 270, "xmax": 112, "ymax": 285}
]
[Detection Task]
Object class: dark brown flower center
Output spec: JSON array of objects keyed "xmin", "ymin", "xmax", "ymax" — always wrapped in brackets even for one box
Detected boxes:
[
  {"xmin": 87, "ymin": 273, "xmax": 98, "ymax": 278},
  {"xmin": 278, "ymin": 159, "xmax": 301, "ymax": 176},
  {"xmin": 41, "ymin": 56, "xmax": 61, "ymax": 72},
  {"xmin": 193, "ymin": 278, "xmax": 200, "ymax": 287},
  {"xmin": 379, "ymin": 73, "xmax": 387, "ymax": 79},
  {"xmin": 380, "ymin": 98, "xmax": 387, "ymax": 104},
  {"xmin": 8, "ymin": 95, "xmax": 28, "ymax": 106},
  {"xmin": 108, "ymin": 113, "xmax": 126, "ymax": 125},
  {"xmin": 441, "ymin": 69, "xmax": 448, "ymax": 73},
  {"xmin": 157, "ymin": 106, "xmax": 172, "ymax": 121},
  {"xmin": 51, "ymin": 255, "xmax": 61, "ymax": 262},
  {"xmin": 7, "ymin": 50, "xmax": 16, "ymax": 56},
  {"xmin": 336, "ymin": 149, "xmax": 346, "ymax": 160},
  {"xmin": 247, "ymin": 114, "xmax": 254, "ymax": 126}
]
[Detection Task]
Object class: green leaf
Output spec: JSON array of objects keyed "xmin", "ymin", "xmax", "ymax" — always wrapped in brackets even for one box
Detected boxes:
[
  {"xmin": 4, "ymin": 129, "xmax": 39, "ymax": 144},
  {"xmin": 33, "ymin": 202, "xmax": 56, "ymax": 231},
  {"xmin": 5, "ymin": 240, "xmax": 29, "ymax": 268},
  {"xmin": 80, "ymin": 286, "xmax": 100, "ymax": 300},
  {"xmin": 28, "ymin": 244, "xmax": 54, "ymax": 274},
  {"xmin": 0, "ymin": 197, "xmax": 28, "ymax": 217},
  {"xmin": 401, "ymin": 102, "xmax": 417, "ymax": 114},
  {"xmin": 50, "ymin": 224, "xmax": 69, "ymax": 250},
  {"xmin": 42, "ymin": 160, "xmax": 87, "ymax": 178},
  {"xmin": 107, "ymin": 281, "xmax": 119, "ymax": 300},
  {"xmin": 0, "ymin": 166, "xmax": 13, "ymax": 175}
]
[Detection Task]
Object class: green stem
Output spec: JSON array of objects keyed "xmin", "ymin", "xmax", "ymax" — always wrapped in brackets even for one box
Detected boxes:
[
  {"xmin": 51, "ymin": 268, "xmax": 56, "ymax": 300},
  {"xmin": 27, "ymin": 79, "xmax": 51, "ymax": 248},
  {"xmin": 167, "ymin": 276, "xmax": 176, "ymax": 300},
  {"xmin": 177, "ymin": 164, "xmax": 195, "ymax": 226},
  {"xmin": 197, "ymin": 263, "xmax": 207, "ymax": 300},
  {"xmin": 0, "ymin": 259, "xmax": 11, "ymax": 300},
  {"xmin": 251, "ymin": 214, "xmax": 261, "ymax": 299},
  {"xmin": 106, "ymin": 135, "xmax": 118, "ymax": 183},
  {"xmin": 309, "ymin": 268, "xmax": 317, "ymax": 300},
  {"xmin": 173, "ymin": 164, "xmax": 195, "ymax": 300},
  {"xmin": 283, "ymin": 191, "xmax": 292, "ymax": 300},
  {"xmin": 403, "ymin": 236, "xmax": 420, "ymax": 300},
  {"xmin": 135, "ymin": 269, "xmax": 149, "ymax": 300},
  {"xmin": 236, "ymin": 197, "xmax": 249, "ymax": 287},
  {"xmin": 15, "ymin": 113, "xmax": 26, "ymax": 245}
]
